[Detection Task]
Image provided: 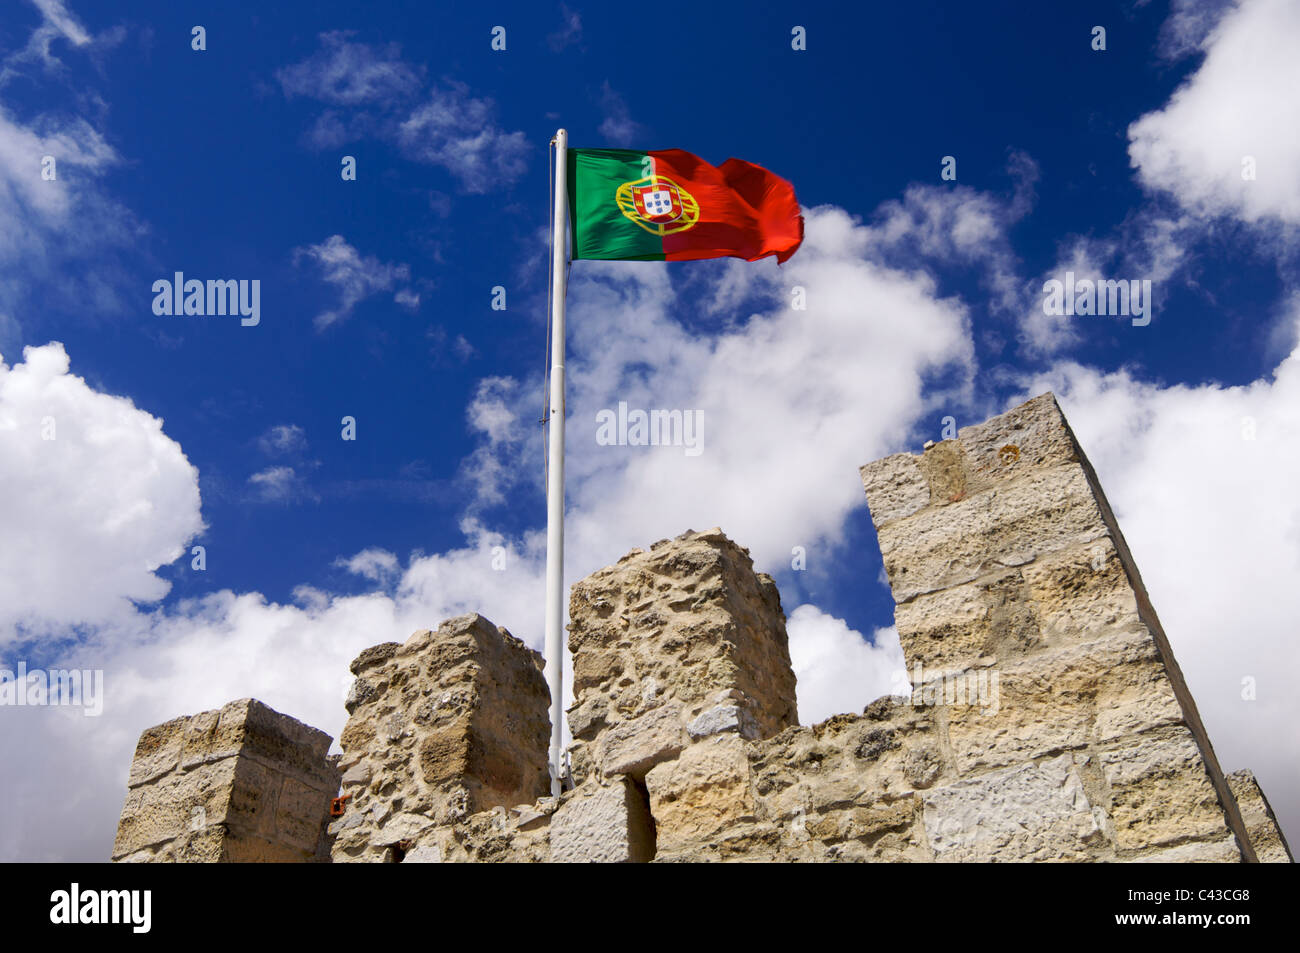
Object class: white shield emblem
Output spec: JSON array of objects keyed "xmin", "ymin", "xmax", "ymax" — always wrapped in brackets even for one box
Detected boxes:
[{"xmin": 643, "ymin": 189, "xmax": 673, "ymax": 217}]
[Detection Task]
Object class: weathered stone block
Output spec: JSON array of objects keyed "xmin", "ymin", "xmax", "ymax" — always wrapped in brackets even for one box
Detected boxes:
[
  {"xmin": 112, "ymin": 699, "xmax": 336, "ymax": 863},
  {"xmin": 922, "ymin": 754, "xmax": 1106, "ymax": 862},
  {"xmin": 645, "ymin": 735, "xmax": 756, "ymax": 854},
  {"xmin": 878, "ymin": 465, "xmax": 1108, "ymax": 604},
  {"xmin": 598, "ymin": 701, "xmax": 685, "ymax": 779},
  {"xmin": 331, "ymin": 613, "xmax": 551, "ymax": 862},
  {"xmin": 955, "ymin": 392, "xmax": 1081, "ymax": 491},
  {"xmin": 550, "ymin": 778, "xmax": 655, "ymax": 863},
  {"xmin": 944, "ymin": 630, "xmax": 1176, "ymax": 774},
  {"xmin": 1227, "ymin": 769, "xmax": 1293, "ymax": 863},
  {"xmin": 126, "ymin": 716, "xmax": 187, "ymax": 788},
  {"xmin": 567, "ymin": 528, "xmax": 797, "ymax": 783},
  {"xmin": 859, "ymin": 452, "xmax": 930, "ymax": 528},
  {"xmin": 1100, "ymin": 731, "xmax": 1233, "ymax": 851}
]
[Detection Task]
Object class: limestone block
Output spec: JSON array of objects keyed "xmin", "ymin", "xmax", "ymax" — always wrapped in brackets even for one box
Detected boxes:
[
  {"xmin": 402, "ymin": 845, "xmax": 443, "ymax": 863},
  {"xmin": 803, "ymin": 795, "xmax": 923, "ymax": 860},
  {"xmin": 1019, "ymin": 537, "xmax": 1140, "ymax": 647},
  {"xmin": 858, "ymin": 452, "xmax": 930, "ymax": 528},
  {"xmin": 944, "ymin": 629, "xmax": 1178, "ymax": 774},
  {"xmin": 1125, "ymin": 837, "xmax": 1244, "ymax": 863},
  {"xmin": 922, "ymin": 754, "xmax": 1107, "ymax": 861},
  {"xmin": 182, "ymin": 698, "xmax": 336, "ymax": 791},
  {"xmin": 112, "ymin": 699, "xmax": 337, "ymax": 863},
  {"xmin": 126, "ymin": 716, "xmax": 187, "ymax": 787},
  {"xmin": 113, "ymin": 757, "xmax": 239, "ymax": 859},
  {"xmin": 1100, "ymin": 730, "xmax": 1231, "ymax": 851},
  {"xmin": 645, "ymin": 734, "xmax": 756, "ymax": 853},
  {"xmin": 598, "ymin": 701, "xmax": 685, "ymax": 778},
  {"xmin": 550, "ymin": 778, "xmax": 655, "ymax": 863},
  {"xmin": 1227, "ymin": 770, "xmax": 1293, "ymax": 863},
  {"xmin": 955, "ymin": 392, "xmax": 1081, "ymax": 492},
  {"xmin": 687, "ymin": 704, "xmax": 757, "ymax": 740},
  {"xmin": 877, "ymin": 465, "xmax": 1108, "ymax": 604}
]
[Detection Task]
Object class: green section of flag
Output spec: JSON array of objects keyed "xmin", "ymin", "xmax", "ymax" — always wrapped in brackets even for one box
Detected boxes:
[{"xmin": 567, "ymin": 148, "xmax": 665, "ymax": 261}]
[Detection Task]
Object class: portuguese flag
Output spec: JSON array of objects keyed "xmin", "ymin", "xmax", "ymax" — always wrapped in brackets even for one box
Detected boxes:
[{"xmin": 567, "ymin": 147, "xmax": 803, "ymax": 264}]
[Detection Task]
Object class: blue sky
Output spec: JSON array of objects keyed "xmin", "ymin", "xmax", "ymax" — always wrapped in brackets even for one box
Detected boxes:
[{"xmin": 2, "ymin": 0, "xmax": 1298, "ymax": 860}]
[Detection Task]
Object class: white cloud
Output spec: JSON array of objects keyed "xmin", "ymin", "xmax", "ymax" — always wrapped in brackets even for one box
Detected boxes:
[
  {"xmin": 276, "ymin": 35, "xmax": 529, "ymax": 194},
  {"xmin": 257, "ymin": 423, "xmax": 307, "ymax": 456},
  {"xmin": 1021, "ymin": 237, "xmax": 1107, "ymax": 357},
  {"xmin": 397, "ymin": 83, "xmax": 529, "ymax": 193},
  {"xmin": 0, "ymin": 105, "xmax": 121, "ymax": 260},
  {"xmin": 554, "ymin": 205, "xmax": 974, "ymax": 577},
  {"xmin": 247, "ymin": 465, "xmax": 313, "ymax": 503},
  {"xmin": 275, "ymin": 32, "xmax": 421, "ymax": 105},
  {"xmin": 293, "ymin": 234, "xmax": 413, "ymax": 329},
  {"xmin": 1, "ymin": 0, "xmax": 92, "ymax": 78},
  {"xmin": 335, "ymin": 548, "xmax": 400, "ymax": 584},
  {"xmin": 462, "ymin": 375, "xmax": 537, "ymax": 510},
  {"xmin": 787, "ymin": 605, "xmax": 907, "ymax": 724},
  {"xmin": 1129, "ymin": 0, "xmax": 1300, "ymax": 225},
  {"xmin": 547, "ymin": 5, "xmax": 583, "ymax": 52},
  {"xmin": 0, "ymin": 101, "xmax": 139, "ymax": 332},
  {"xmin": 30, "ymin": 0, "xmax": 91, "ymax": 45},
  {"xmin": 597, "ymin": 82, "xmax": 643, "ymax": 146},
  {"xmin": 0, "ymin": 525, "xmax": 546, "ymax": 861},
  {"xmin": 0, "ymin": 342, "xmax": 202, "ymax": 640},
  {"xmin": 1148, "ymin": 0, "xmax": 1238, "ymax": 61}
]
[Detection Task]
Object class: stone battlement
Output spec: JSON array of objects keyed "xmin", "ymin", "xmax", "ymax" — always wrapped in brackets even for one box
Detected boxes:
[{"xmin": 111, "ymin": 394, "xmax": 1292, "ymax": 862}]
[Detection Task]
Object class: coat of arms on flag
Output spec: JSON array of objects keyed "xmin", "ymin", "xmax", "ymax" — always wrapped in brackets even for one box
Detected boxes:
[{"xmin": 615, "ymin": 175, "xmax": 700, "ymax": 236}]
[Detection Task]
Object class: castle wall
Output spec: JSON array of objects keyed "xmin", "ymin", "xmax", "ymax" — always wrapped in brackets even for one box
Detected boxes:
[
  {"xmin": 112, "ymin": 394, "xmax": 1291, "ymax": 863},
  {"xmin": 860, "ymin": 393, "xmax": 1255, "ymax": 860}
]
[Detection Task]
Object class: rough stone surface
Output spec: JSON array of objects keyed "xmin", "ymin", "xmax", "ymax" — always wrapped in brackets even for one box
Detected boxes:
[
  {"xmin": 1228, "ymin": 769, "xmax": 1294, "ymax": 863},
  {"xmin": 330, "ymin": 613, "xmax": 551, "ymax": 862},
  {"xmin": 112, "ymin": 699, "xmax": 337, "ymax": 862},
  {"xmin": 550, "ymin": 777, "xmax": 655, "ymax": 862},
  {"xmin": 859, "ymin": 392, "xmax": 1270, "ymax": 862},
  {"xmin": 566, "ymin": 527, "xmax": 798, "ymax": 784}
]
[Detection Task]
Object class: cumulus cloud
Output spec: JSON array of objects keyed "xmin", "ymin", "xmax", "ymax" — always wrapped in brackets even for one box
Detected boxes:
[
  {"xmin": 553, "ymin": 205, "xmax": 974, "ymax": 577},
  {"xmin": 335, "ymin": 548, "xmax": 400, "ymax": 585},
  {"xmin": 0, "ymin": 342, "xmax": 202, "ymax": 641},
  {"xmin": 787, "ymin": 606, "xmax": 907, "ymax": 724},
  {"xmin": 1129, "ymin": 0, "xmax": 1300, "ymax": 225},
  {"xmin": 292, "ymin": 235, "xmax": 414, "ymax": 329}
]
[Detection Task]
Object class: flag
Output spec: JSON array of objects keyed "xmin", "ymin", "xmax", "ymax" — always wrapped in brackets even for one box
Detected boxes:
[{"xmin": 567, "ymin": 147, "xmax": 803, "ymax": 264}]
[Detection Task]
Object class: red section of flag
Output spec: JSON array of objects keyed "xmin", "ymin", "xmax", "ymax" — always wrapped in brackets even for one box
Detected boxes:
[{"xmin": 650, "ymin": 149, "xmax": 803, "ymax": 264}]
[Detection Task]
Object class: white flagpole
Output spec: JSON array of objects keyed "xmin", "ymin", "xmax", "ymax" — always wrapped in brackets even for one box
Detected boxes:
[{"xmin": 544, "ymin": 128, "xmax": 569, "ymax": 795}]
